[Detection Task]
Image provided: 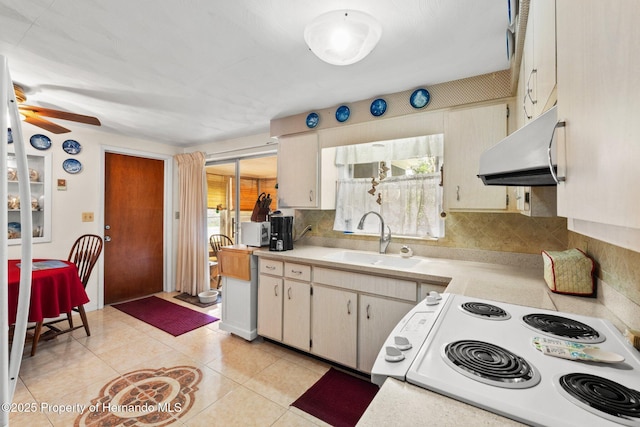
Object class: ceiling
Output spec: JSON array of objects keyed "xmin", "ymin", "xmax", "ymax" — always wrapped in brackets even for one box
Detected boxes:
[{"xmin": 0, "ymin": 0, "xmax": 513, "ymax": 147}]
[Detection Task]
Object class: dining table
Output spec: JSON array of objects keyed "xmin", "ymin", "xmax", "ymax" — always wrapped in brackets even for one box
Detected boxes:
[{"xmin": 7, "ymin": 259, "xmax": 90, "ymax": 356}]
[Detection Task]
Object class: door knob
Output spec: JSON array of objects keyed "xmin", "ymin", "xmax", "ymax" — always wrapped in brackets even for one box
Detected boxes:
[
  {"xmin": 105, "ymin": 225, "xmax": 111, "ymax": 230},
  {"xmin": 104, "ymin": 236, "xmax": 112, "ymax": 242}
]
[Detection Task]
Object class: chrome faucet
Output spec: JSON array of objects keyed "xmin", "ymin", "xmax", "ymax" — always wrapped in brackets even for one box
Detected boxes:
[{"xmin": 357, "ymin": 211, "xmax": 391, "ymax": 254}]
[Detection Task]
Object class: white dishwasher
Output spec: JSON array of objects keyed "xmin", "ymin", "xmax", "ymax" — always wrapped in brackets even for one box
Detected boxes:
[{"xmin": 217, "ymin": 245, "xmax": 258, "ymax": 341}]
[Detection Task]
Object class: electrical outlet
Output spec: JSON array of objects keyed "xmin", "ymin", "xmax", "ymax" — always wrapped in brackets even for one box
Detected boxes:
[{"xmin": 82, "ymin": 212, "xmax": 94, "ymax": 222}]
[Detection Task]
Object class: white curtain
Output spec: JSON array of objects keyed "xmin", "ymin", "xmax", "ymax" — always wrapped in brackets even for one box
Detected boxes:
[
  {"xmin": 334, "ymin": 134, "xmax": 444, "ymax": 165},
  {"xmin": 334, "ymin": 174, "xmax": 443, "ymax": 237},
  {"xmin": 175, "ymin": 152, "xmax": 209, "ymax": 295}
]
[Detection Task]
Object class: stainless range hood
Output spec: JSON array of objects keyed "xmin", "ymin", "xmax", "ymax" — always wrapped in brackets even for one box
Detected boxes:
[{"xmin": 478, "ymin": 106, "xmax": 563, "ymax": 186}]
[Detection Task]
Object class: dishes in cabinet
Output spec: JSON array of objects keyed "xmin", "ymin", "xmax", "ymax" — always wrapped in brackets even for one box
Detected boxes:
[
  {"xmin": 7, "ymin": 167, "xmax": 16, "ymax": 181},
  {"xmin": 8, "ymin": 222, "xmax": 21, "ymax": 239},
  {"xmin": 29, "ymin": 134, "xmax": 52, "ymax": 150},
  {"xmin": 62, "ymin": 139, "xmax": 81, "ymax": 154},
  {"xmin": 29, "ymin": 168, "xmax": 39, "ymax": 182},
  {"xmin": 62, "ymin": 158, "xmax": 82, "ymax": 174},
  {"xmin": 7, "ymin": 195, "xmax": 19, "ymax": 210}
]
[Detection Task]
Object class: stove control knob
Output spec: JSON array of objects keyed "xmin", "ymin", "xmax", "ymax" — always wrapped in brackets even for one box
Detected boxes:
[
  {"xmin": 428, "ymin": 291, "xmax": 442, "ymax": 300},
  {"xmin": 384, "ymin": 346, "xmax": 405, "ymax": 362},
  {"xmin": 394, "ymin": 336, "xmax": 412, "ymax": 351},
  {"xmin": 426, "ymin": 294, "xmax": 440, "ymax": 305}
]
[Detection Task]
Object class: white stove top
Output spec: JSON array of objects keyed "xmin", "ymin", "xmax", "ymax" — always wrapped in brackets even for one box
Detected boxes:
[{"xmin": 372, "ymin": 293, "xmax": 640, "ymax": 426}]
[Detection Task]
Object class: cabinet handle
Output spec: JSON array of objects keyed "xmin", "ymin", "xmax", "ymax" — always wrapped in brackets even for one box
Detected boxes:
[
  {"xmin": 274, "ymin": 285, "xmax": 278, "ymax": 297},
  {"xmin": 290, "ymin": 269, "xmax": 302, "ymax": 275},
  {"xmin": 548, "ymin": 121, "xmax": 567, "ymax": 184},
  {"xmin": 309, "ymin": 190, "xmax": 313, "ymax": 202},
  {"xmin": 287, "ymin": 287, "xmax": 292, "ymax": 300},
  {"xmin": 526, "ymin": 68, "xmax": 538, "ymax": 105},
  {"xmin": 266, "ymin": 265, "xmax": 276, "ymax": 270},
  {"xmin": 366, "ymin": 304, "xmax": 371, "ymax": 319},
  {"xmin": 347, "ymin": 299, "xmax": 351, "ymax": 315},
  {"xmin": 523, "ymin": 93, "xmax": 533, "ymax": 120},
  {"xmin": 456, "ymin": 185, "xmax": 460, "ymax": 201}
]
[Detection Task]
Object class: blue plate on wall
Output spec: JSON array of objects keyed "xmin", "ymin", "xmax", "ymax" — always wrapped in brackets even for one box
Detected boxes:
[
  {"xmin": 30, "ymin": 134, "xmax": 52, "ymax": 150},
  {"xmin": 62, "ymin": 139, "xmax": 82, "ymax": 154},
  {"xmin": 335, "ymin": 105, "xmax": 350, "ymax": 122},
  {"xmin": 370, "ymin": 98, "xmax": 387, "ymax": 117},
  {"xmin": 306, "ymin": 112, "xmax": 319, "ymax": 128},
  {"xmin": 63, "ymin": 158, "xmax": 82, "ymax": 174},
  {"xmin": 410, "ymin": 88, "xmax": 431, "ymax": 109}
]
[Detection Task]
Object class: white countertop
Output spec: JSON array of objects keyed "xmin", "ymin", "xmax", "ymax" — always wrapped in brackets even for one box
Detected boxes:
[{"xmin": 254, "ymin": 245, "xmax": 633, "ymax": 426}]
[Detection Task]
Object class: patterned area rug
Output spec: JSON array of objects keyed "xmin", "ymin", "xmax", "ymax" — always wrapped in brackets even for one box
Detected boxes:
[
  {"xmin": 112, "ymin": 296, "xmax": 218, "ymax": 336},
  {"xmin": 173, "ymin": 292, "xmax": 221, "ymax": 308},
  {"xmin": 74, "ymin": 365, "xmax": 202, "ymax": 426},
  {"xmin": 292, "ymin": 367, "xmax": 379, "ymax": 427}
]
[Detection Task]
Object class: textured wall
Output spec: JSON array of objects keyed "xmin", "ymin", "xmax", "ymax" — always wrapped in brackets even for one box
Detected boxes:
[
  {"xmin": 569, "ymin": 232, "xmax": 640, "ymax": 308},
  {"xmin": 294, "ymin": 209, "xmax": 567, "ymax": 256}
]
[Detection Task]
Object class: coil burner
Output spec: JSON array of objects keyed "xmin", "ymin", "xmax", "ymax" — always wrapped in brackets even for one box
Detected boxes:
[
  {"xmin": 442, "ymin": 340, "xmax": 540, "ymax": 389},
  {"xmin": 557, "ymin": 373, "xmax": 640, "ymax": 426},
  {"xmin": 522, "ymin": 313, "xmax": 605, "ymax": 343},
  {"xmin": 459, "ymin": 301, "xmax": 511, "ymax": 320}
]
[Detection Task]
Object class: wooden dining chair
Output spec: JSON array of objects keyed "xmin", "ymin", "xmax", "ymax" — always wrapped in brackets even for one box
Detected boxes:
[
  {"xmin": 209, "ymin": 234, "xmax": 233, "ymax": 288},
  {"xmin": 38, "ymin": 234, "xmax": 103, "ymax": 352}
]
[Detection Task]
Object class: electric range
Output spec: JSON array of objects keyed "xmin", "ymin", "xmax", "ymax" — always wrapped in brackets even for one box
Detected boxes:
[{"xmin": 371, "ymin": 292, "xmax": 640, "ymax": 426}]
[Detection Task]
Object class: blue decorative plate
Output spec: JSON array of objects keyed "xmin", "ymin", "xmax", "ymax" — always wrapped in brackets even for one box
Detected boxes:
[
  {"xmin": 335, "ymin": 105, "xmax": 350, "ymax": 122},
  {"xmin": 370, "ymin": 98, "xmax": 387, "ymax": 117},
  {"xmin": 306, "ymin": 112, "xmax": 319, "ymax": 129},
  {"xmin": 410, "ymin": 88, "xmax": 431, "ymax": 109},
  {"xmin": 63, "ymin": 158, "xmax": 82, "ymax": 174},
  {"xmin": 7, "ymin": 128, "xmax": 13, "ymax": 144},
  {"xmin": 30, "ymin": 134, "xmax": 52, "ymax": 150},
  {"xmin": 62, "ymin": 139, "xmax": 82, "ymax": 154}
]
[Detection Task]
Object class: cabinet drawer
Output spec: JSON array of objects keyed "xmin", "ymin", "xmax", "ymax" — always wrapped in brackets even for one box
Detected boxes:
[
  {"xmin": 314, "ymin": 267, "xmax": 417, "ymax": 302},
  {"xmin": 259, "ymin": 259, "xmax": 283, "ymax": 276},
  {"xmin": 284, "ymin": 262, "xmax": 311, "ymax": 281}
]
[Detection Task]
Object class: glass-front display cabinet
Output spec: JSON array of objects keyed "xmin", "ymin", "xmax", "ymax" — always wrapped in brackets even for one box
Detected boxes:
[{"xmin": 7, "ymin": 150, "xmax": 52, "ymax": 245}]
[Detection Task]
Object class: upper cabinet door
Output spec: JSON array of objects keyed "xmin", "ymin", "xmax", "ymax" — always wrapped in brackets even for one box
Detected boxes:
[
  {"xmin": 277, "ymin": 133, "xmax": 318, "ymax": 208},
  {"xmin": 556, "ymin": 0, "xmax": 640, "ymax": 249},
  {"xmin": 444, "ymin": 103, "xmax": 508, "ymax": 211}
]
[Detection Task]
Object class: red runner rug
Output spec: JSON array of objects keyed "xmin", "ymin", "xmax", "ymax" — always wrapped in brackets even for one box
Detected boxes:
[
  {"xmin": 291, "ymin": 367, "xmax": 379, "ymax": 427},
  {"xmin": 112, "ymin": 296, "xmax": 218, "ymax": 336}
]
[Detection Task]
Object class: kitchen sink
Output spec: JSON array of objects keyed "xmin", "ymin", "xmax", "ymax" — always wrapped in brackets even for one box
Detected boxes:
[{"xmin": 323, "ymin": 250, "xmax": 423, "ymax": 269}]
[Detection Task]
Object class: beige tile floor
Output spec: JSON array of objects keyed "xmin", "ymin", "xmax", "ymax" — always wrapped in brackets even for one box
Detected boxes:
[{"xmin": 8, "ymin": 292, "xmax": 335, "ymax": 426}]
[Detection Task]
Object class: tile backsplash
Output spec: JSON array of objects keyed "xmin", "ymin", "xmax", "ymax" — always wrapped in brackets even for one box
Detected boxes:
[{"xmin": 294, "ymin": 210, "xmax": 567, "ymax": 261}]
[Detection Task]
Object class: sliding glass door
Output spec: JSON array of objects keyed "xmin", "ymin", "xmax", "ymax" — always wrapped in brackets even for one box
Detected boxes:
[{"xmin": 205, "ymin": 154, "xmax": 277, "ymax": 247}]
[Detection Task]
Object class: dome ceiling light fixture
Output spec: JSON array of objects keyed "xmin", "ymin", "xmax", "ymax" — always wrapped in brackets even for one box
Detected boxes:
[{"xmin": 304, "ymin": 10, "xmax": 382, "ymax": 66}]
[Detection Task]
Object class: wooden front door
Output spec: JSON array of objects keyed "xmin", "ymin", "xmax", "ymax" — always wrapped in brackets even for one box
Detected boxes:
[{"xmin": 104, "ymin": 153, "xmax": 164, "ymax": 304}]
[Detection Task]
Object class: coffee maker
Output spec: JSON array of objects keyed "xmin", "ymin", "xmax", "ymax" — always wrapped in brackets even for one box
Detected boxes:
[{"xmin": 269, "ymin": 215, "xmax": 293, "ymax": 251}]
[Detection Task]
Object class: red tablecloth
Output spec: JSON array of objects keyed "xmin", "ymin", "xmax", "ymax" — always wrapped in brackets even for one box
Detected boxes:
[{"xmin": 7, "ymin": 259, "xmax": 90, "ymax": 324}]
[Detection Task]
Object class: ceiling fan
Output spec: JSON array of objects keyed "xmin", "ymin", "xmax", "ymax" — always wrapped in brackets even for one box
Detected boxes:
[{"xmin": 12, "ymin": 83, "xmax": 101, "ymax": 134}]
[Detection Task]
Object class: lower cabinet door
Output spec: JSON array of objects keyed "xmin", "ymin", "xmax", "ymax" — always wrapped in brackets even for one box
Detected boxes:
[
  {"xmin": 257, "ymin": 274, "xmax": 283, "ymax": 341},
  {"xmin": 358, "ymin": 295, "xmax": 414, "ymax": 373},
  {"xmin": 283, "ymin": 279, "xmax": 311, "ymax": 351},
  {"xmin": 311, "ymin": 285, "xmax": 357, "ymax": 369}
]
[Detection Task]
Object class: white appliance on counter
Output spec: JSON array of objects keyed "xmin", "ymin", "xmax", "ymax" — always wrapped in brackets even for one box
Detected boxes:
[
  {"xmin": 372, "ymin": 293, "xmax": 640, "ymax": 426},
  {"xmin": 217, "ymin": 246, "xmax": 258, "ymax": 340},
  {"xmin": 240, "ymin": 221, "xmax": 270, "ymax": 247}
]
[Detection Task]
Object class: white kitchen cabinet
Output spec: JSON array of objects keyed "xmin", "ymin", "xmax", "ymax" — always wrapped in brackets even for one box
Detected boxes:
[
  {"xmin": 257, "ymin": 258, "xmax": 284, "ymax": 341},
  {"xmin": 311, "ymin": 284, "xmax": 358, "ymax": 369},
  {"xmin": 277, "ymin": 133, "xmax": 318, "ymax": 208},
  {"xmin": 443, "ymin": 103, "xmax": 508, "ymax": 211},
  {"xmin": 522, "ymin": 0, "xmax": 557, "ymax": 122},
  {"xmin": 556, "ymin": 0, "xmax": 640, "ymax": 251},
  {"xmin": 282, "ymin": 262, "xmax": 311, "ymax": 351},
  {"xmin": 358, "ymin": 295, "xmax": 414, "ymax": 373},
  {"xmin": 7, "ymin": 150, "xmax": 51, "ymax": 245}
]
